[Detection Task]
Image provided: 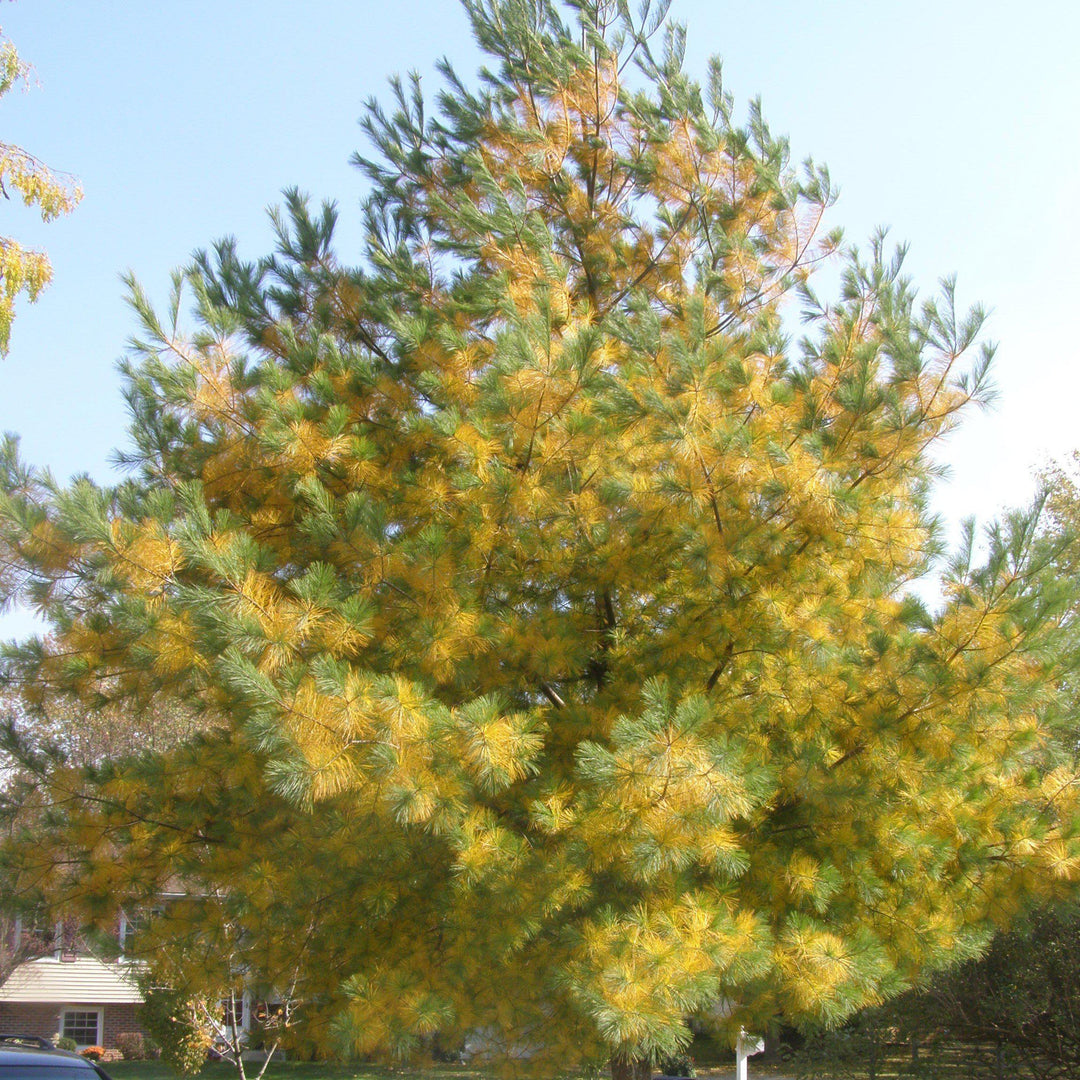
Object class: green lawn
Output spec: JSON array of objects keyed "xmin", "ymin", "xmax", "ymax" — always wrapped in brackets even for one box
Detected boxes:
[{"xmin": 104, "ymin": 1064, "xmax": 592, "ymax": 1080}]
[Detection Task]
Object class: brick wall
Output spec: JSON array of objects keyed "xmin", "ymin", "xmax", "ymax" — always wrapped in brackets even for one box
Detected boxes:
[
  {"xmin": 0, "ymin": 1001, "xmax": 147, "ymax": 1049},
  {"xmin": 0, "ymin": 1001, "xmax": 63, "ymax": 1041},
  {"xmin": 102, "ymin": 1002, "xmax": 144, "ymax": 1047}
]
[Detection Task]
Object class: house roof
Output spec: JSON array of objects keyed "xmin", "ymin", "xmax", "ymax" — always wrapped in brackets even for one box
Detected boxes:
[{"xmin": 0, "ymin": 957, "xmax": 144, "ymax": 1004}]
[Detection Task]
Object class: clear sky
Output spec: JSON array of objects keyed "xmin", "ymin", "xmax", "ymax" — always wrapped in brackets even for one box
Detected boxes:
[{"xmin": 1, "ymin": 1, "xmax": 1078, "ymax": 637}]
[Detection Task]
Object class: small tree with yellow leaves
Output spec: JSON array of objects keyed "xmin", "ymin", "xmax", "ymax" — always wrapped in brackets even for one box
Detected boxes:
[
  {"xmin": 1, "ymin": 3, "xmax": 1078, "ymax": 1078},
  {"xmin": 0, "ymin": 30, "xmax": 82, "ymax": 356}
]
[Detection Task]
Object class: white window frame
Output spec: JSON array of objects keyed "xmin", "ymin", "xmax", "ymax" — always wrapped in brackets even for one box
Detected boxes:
[
  {"xmin": 60, "ymin": 1006, "xmax": 103, "ymax": 1049},
  {"xmin": 219, "ymin": 991, "xmax": 252, "ymax": 1035}
]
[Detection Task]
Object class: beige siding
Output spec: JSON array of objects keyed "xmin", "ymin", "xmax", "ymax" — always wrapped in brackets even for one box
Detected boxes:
[{"xmin": 0, "ymin": 957, "xmax": 143, "ymax": 1004}]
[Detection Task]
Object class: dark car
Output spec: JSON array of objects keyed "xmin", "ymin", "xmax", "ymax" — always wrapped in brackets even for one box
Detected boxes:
[{"xmin": 0, "ymin": 1037, "xmax": 112, "ymax": 1080}]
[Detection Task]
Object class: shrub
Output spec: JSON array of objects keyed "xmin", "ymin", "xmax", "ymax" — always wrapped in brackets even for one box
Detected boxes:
[
  {"xmin": 55, "ymin": 1038, "xmax": 77, "ymax": 1052},
  {"xmin": 115, "ymin": 1032, "xmax": 148, "ymax": 1061},
  {"xmin": 656, "ymin": 1051, "xmax": 696, "ymax": 1077},
  {"xmin": 138, "ymin": 985, "xmax": 213, "ymax": 1075},
  {"xmin": 80, "ymin": 1046, "xmax": 104, "ymax": 1061}
]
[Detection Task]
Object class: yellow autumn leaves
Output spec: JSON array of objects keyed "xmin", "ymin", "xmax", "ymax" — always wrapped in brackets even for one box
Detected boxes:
[{"xmin": 0, "ymin": 33, "xmax": 82, "ymax": 355}]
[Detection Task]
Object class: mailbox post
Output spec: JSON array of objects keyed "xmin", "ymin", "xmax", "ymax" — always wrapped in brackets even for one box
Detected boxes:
[{"xmin": 736, "ymin": 1030, "xmax": 765, "ymax": 1080}]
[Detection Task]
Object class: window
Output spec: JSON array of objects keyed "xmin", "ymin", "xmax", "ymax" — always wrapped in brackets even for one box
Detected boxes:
[
  {"xmin": 220, "ymin": 995, "xmax": 245, "ymax": 1032},
  {"xmin": 25, "ymin": 907, "xmax": 56, "ymax": 947},
  {"xmin": 61, "ymin": 1008, "xmax": 101, "ymax": 1047},
  {"xmin": 119, "ymin": 902, "xmax": 169, "ymax": 954},
  {"xmin": 118, "ymin": 908, "xmax": 140, "ymax": 953}
]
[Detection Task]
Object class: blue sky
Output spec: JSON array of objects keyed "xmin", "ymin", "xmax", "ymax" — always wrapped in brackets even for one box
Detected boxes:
[{"xmin": 2, "ymin": 1, "xmax": 1079, "ymax": 634}]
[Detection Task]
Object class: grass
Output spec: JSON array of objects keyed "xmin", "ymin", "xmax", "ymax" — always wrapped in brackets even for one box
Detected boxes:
[
  {"xmin": 102, "ymin": 1046, "xmax": 759, "ymax": 1080},
  {"xmin": 105, "ymin": 1063, "xmax": 598, "ymax": 1080},
  {"xmin": 780, "ymin": 1037, "xmax": 1021, "ymax": 1080}
]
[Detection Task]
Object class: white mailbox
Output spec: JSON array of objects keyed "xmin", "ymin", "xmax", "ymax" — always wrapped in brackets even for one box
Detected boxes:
[{"xmin": 735, "ymin": 1030, "xmax": 765, "ymax": 1080}]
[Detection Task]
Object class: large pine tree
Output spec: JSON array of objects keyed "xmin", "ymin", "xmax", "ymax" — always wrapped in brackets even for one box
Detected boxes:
[{"xmin": 2, "ymin": 2, "xmax": 1078, "ymax": 1075}]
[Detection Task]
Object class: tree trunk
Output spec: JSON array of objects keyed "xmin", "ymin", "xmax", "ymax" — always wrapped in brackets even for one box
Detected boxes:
[{"xmin": 610, "ymin": 1052, "xmax": 652, "ymax": 1080}]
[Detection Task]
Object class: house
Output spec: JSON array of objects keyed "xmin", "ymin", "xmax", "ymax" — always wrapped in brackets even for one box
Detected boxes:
[
  {"xmin": 0, "ymin": 955, "xmax": 143, "ymax": 1050},
  {"xmin": 0, "ymin": 907, "xmax": 269, "ymax": 1054},
  {"xmin": 0, "ymin": 912, "xmax": 147, "ymax": 1051}
]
